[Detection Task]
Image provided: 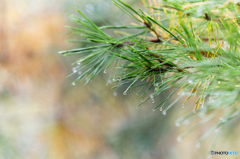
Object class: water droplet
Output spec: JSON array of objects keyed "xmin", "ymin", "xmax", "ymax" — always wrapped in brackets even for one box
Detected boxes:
[
  {"xmin": 152, "ymin": 100, "xmax": 155, "ymax": 103},
  {"xmin": 113, "ymin": 79, "xmax": 116, "ymax": 82},
  {"xmin": 77, "ymin": 62, "xmax": 81, "ymax": 65},
  {"xmin": 150, "ymin": 94, "xmax": 154, "ymax": 99},
  {"xmin": 104, "ymin": 70, "xmax": 107, "ymax": 74},
  {"xmin": 160, "ymin": 108, "xmax": 162, "ymax": 111},
  {"xmin": 218, "ymin": 81, "xmax": 220, "ymax": 84},
  {"xmin": 78, "ymin": 71, "xmax": 82, "ymax": 75},
  {"xmin": 199, "ymin": 113, "xmax": 205, "ymax": 118},
  {"xmin": 207, "ymin": 155, "xmax": 212, "ymax": 159},
  {"xmin": 97, "ymin": 2, "xmax": 110, "ymax": 15},
  {"xmin": 196, "ymin": 143, "xmax": 201, "ymax": 148},
  {"xmin": 209, "ymin": 98, "xmax": 215, "ymax": 103},
  {"xmin": 193, "ymin": 110, "xmax": 196, "ymax": 113},
  {"xmin": 72, "ymin": 82, "xmax": 75, "ymax": 86},
  {"xmin": 123, "ymin": 91, "xmax": 127, "ymax": 95},
  {"xmin": 152, "ymin": 109, "xmax": 156, "ymax": 112},
  {"xmin": 196, "ymin": 7, "xmax": 203, "ymax": 17},
  {"xmin": 214, "ymin": 129, "xmax": 218, "ymax": 132},
  {"xmin": 108, "ymin": 80, "xmax": 112, "ymax": 84},
  {"xmin": 188, "ymin": 80, "xmax": 193, "ymax": 84},
  {"xmin": 72, "ymin": 68, "xmax": 77, "ymax": 73},
  {"xmin": 86, "ymin": 4, "xmax": 94, "ymax": 13},
  {"xmin": 175, "ymin": 122, "xmax": 180, "ymax": 127},
  {"xmin": 162, "ymin": 111, "xmax": 166, "ymax": 115},
  {"xmin": 177, "ymin": 137, "xmax": 182, "ymax": 142},
  {"xmin": 182, "ymin": 105, "xmax": 185, "ymax": 108},
  {"xmin": 156, "ymin": 83, "xmax": 159, "ymax": 87},
  {"xmin": 219, "ymin": 117, "xmax": 224, "ymax": 121},
  {"xmin": 113, "ymin": 92, "xmax": 117, "ymax": 96},
  {"xmin": 184, "ymin": 120, "xmax": 190, "ymax": 125}
]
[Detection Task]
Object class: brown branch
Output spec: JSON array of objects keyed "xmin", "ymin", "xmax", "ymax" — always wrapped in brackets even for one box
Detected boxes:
[
  {"xmin": 150, "ymin": 53, "xmax": 184, "ymax": 72},
  {"xmin": 144, "ymin": 21, "xmax": 162, "ymax": 43},
  {"xmin": 204, "ymin": 13, "xmax": 220, "ymax": 22},
  {"xmin": 205, "ymin": 13, "xmax": 211, "ymax": 21}
]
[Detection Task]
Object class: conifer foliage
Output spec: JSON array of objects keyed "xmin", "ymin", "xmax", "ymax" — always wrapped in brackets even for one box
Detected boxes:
[{"xmin": 59, "ymin": 0, "xmax": 240, "ymax": 148}]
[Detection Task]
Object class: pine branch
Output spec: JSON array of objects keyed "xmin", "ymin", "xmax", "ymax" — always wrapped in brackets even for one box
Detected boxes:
[{"xmin": 59, "ymin": 0, "xmax": 240, "ymax": 150}]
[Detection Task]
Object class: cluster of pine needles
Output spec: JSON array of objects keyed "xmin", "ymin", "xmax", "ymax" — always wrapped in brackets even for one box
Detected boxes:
[{"xmin": 59, "ymin": 0, "xmax": 240, "ymax": 150}]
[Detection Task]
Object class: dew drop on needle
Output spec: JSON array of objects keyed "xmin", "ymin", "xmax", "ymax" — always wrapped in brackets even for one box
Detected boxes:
[
  {"xmin": 175, "ymin": 122, "xmax": 180, "ymax": 127},
  {"xmin": 177, "ymin": 137, "xmax": 182, "ymax": 142},
  {"xmin": 196, "ymin": 143, "xmax": 201, "ymax": 148},
  {"xmin": 188, "ymin": 80, "xmax": 193, "ymax": 84},
  {"xmin": 184, "ymin": 120, "xmax": 190, "ymax": 125}
]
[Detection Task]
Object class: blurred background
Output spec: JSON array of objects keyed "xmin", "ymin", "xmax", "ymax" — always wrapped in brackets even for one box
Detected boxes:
[{"xmin": 0, "ymin": 0, "xmax": 240, "ymax": 158}]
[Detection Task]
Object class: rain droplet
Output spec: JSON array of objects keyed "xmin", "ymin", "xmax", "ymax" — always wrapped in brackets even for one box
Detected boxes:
[
  {"xmin": 72, "ymin": 68, "xmax": 77, "ymax": 73},
  {"xmin": 104, "ymin": 70, "xmax": 107, "ymax": 74},
  {"xmin": 78, "ymin": 71, "xmax": 82, "ymax": 75},
  {"xmin": 175, "ymin": 122, "xmax": 180, "ymax": 127},
  {"xmin": 108, "ymin": 80, "xmax": 112, "ymax": 84},
  {"xmin": 219, "ymin": 117, "xmax": 224, "ymax": 121},
  {"xmin": 77, "ymin": 62, "xmax": 81, "ymax": 65},
  {"xmin": 207, "ymin": 155, "xmax": 212, "ymax": 159},
  {"xmin": 196, "ymin": 7, "xmax": 203, "ymax": 17},
  {"xmin": 150, "ymin": 94, "xmax": 154, "ymax": 99},
  {"xmin": 196, "ymin": 143, "xmax": 201, "ymax": 148},
  {"xmin": 162, "ymin": 111, "xmax": 166, "ymax": 115},
  {"xmin": 123, "ymin": 91, "xmax": 127, "ymax": 95},
  {"xmin": 199, "ymin": 113, "xmax": 205, "ymax": 118},
  {"xmin": 113, "ymin": 92, "xmax": 117, "ymax": 96},
  {"xmin": 156, "ymin": 83, "xmax": 159, "ymax": 87},
  {"xmin": 218, "ymin": 81, "xmax": 220, "ymax": 84},
  {"xmin": 86, "ymin": 4, "xmax": 94, "ymax": 13},
  {"xmin": 72, "ymin": 82, "xmax": 75, "ymax": 86},
  {"xmin": 193, "ymin": 110, "xmax": 196, "ymax": 113},
  {"xmin": 214, "ymin": 129, "xmax": 218, "ymax": 132},
  {"xmin": 97, "ymin": 2, "xmax": 110, "ymax": 15},
  {"xmin": 184, "ymin": 120, "xmax": 190, "ymax": 125},
  {"xmin": 188, "ymin": 80, "xmax": 193, "ymax": 84},
  {"xmin": 182, "ymin": 105, "xmax": 185, "ymax": 108},
  {"xmin": 177, "ymin": 137, "xmax": 182, "ymax": 142},
  {"xmin": 113, "ymin": 79, "xmax": 116, "ymax": 82},
  {"xmin": 152, "ymin": 109, "xmax": 156, "ymax": 112},
  {"xmin": 160, "ymin": 108, "xmax": 162, "ymax": 111},
  {"xmin": 152, "ymin": 100, "xmax": 155, "ymax": 103}
]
